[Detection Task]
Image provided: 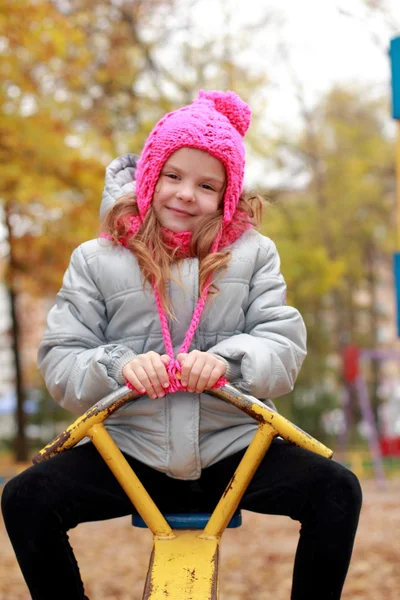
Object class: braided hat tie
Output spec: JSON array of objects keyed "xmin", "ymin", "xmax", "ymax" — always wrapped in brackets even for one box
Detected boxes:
[{"xmin": 125, "ymin": 231, "xmax": 227, "ymax": 394}]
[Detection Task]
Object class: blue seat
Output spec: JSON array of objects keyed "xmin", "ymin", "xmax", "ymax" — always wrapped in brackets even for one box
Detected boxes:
[{"xmin": 132, "ymin": 510, "xmax": 242, "ymax": 530}]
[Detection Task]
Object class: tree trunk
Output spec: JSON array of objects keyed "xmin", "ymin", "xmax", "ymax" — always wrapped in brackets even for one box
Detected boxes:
[
  {"xmin": 365, "ymin": 242, "xmax": 381, "ymax": 424},
  {"xmin": 4, "ymin": 202, "xmax": 28, "ymax": 462}
]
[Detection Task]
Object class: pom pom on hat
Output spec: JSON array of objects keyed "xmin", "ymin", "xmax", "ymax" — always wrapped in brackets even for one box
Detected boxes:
[
  {"xmin": 197, "ymin": 89, "xmax": 251, "ymax": 137},
  {"xmin": 135, "ymin": 89, "xmax": 252, "ymax": 226}
]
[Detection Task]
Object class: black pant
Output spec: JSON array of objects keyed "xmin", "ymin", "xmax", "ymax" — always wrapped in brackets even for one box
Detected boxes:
[{"xmin": 1, "ymin": 439, "xmax": 362, "ymax": 600}]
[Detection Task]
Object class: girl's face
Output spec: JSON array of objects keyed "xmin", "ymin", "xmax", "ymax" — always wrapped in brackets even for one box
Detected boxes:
[{"xmin": 152, "ymin": 147, "xmax": 226, "ymax": 233}]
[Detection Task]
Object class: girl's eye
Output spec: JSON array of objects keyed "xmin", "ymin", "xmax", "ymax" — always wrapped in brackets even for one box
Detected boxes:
[
  {"xmin": 163, "ymin": 172, "xmax": 179, "ymax": 180},
  {"xmin": 201, "ymin": 183, "xmax": 215, "ymax": 191}
]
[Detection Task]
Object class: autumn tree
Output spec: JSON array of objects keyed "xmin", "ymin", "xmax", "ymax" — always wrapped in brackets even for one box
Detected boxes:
[
  {"xmin": 1, "ymin": 0, "xmax": 106, "ymax": 458},
  {"xmin": 1, "ymin": 0, "xmax": 279, "ymax": 458},
  {"xmin": 1, "ymin": 0, "xmax": 182, "ymax": 458},
  {"xmin": 263, "ymin": 84, "xmax": 395, "ymax": 437}
]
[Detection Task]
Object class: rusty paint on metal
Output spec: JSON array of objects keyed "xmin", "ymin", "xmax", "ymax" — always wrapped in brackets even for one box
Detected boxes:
[
  {"xmin": 185, "ymin": 567, "xmax": 197, "ymax": 585},
  {"xmin": 234, "ymin": 399, "xmax": 264, "ymax": 423},
  {"xmin": 222, "ymin": 473, "xmax": 236, "ymax": 498},
  {"xmin": 32, "ymin": 430, "xmax": 72, "ymax": 464},
  {"xmin": 209, "ymin": 548, "xmax": 219, "ymax": 600},
  {"xmin": 143, "ymin": 546, "xmax": 155, "ymax": 599},
  {"xmin": 32, "ymin": 397, "xmax": 130, "ymax": 464},
  {"xmin": 162, "ymin": 583, "xmax": 170, "ymax": 597},
  {"xmin": 84, "ymin": 397, "xmax": 128, "ymax": 420},
  {"xmin": 250, "ymin": 403, "xmax": 272, "ymax": 423},
  {"xmin": 211, "ymin": 389, "xmax": 265, "ymax": 423}
]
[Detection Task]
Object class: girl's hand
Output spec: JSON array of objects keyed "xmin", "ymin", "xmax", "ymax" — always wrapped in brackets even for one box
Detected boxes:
[
  {"xmin": 176, "ymin": 350, "xmax": 226, "ymax": 393},
  {"xmin": 122, "ymin": 352, "xmax": 171, "ymax": 399}
]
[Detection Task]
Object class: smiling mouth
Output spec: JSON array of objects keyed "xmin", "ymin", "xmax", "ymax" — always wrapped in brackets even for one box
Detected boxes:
[{"xmin": 167, "ymin": 207, "xmax": 194, "ymax": 216}]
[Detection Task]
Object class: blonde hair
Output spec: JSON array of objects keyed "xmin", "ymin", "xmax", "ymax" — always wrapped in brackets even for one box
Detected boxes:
[{"xmin": 101, "ymin": 192, "xmax": 264, "ymax": 316}]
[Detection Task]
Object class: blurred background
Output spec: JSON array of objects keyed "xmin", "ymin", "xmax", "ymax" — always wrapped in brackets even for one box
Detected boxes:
[
  {"xmin": 1, "ymin": 0, "xmax": 400, "ymax": 472},
  {"xmin": 0, "ymin": 0, "xmax": 400, "ymax": 598}
]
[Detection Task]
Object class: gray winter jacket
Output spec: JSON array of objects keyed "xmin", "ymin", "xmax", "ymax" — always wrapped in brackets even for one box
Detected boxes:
[{"xmin": 37, "ymin": 154, "xmax": 307, "ymax": 480}]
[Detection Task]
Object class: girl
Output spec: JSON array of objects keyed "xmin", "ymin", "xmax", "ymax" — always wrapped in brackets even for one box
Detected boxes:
[{"xmin": 2, "ymin": 90, "xmax": 362, "ymax": 599}]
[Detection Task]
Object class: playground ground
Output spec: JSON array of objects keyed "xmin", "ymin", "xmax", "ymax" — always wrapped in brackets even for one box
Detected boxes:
[{"xmin": 0, "ymin": 461, "xmax": 399, "ymax": 600}]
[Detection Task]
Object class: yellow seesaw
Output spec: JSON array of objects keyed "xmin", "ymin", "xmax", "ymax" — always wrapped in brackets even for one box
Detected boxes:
[{"xmin": 32, "ymin": 384, "xmax": 333, "ymax": 599}]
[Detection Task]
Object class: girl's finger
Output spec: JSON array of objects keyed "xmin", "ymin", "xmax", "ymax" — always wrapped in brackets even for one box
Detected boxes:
[
  {"xmin": 145, "ymin": 359, "xmax": 167, "ymax": 397},
  {"xmin": 124, "ymin": 369, "xmax": 146, "ymax": 395},
  {"xmin": 206, "ymin": 364, "xmax": 225, "ymax": 390},
  {"xmin": 132, "ymin": 365, "xmax": 157, "ymax": 399},
  {"xmin": 187, "ymin": 356, "xmax": 207, "ymax": 392},
  {"xmin": 194, "ymin": 363, "xmax": 214, "ymax": 393},
  {"xmin": 150, "ymin": 356, "xmax": 170, "ymax": 391},
  {"xmin": 177, "ymin": 353, "xmax": 194, "ymax": 387}
]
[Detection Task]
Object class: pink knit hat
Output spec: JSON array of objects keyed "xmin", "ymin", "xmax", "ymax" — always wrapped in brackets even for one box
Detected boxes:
[{"xmin": 135, "ymin": 89, "xmax": 251, "ymax": 227}]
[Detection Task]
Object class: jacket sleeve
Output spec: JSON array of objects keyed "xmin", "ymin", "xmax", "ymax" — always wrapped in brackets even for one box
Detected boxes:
[
  {"xmin": 207, "ymin": 237, "xmax": 307, "ymax": 400},
  {"xmin": 37, "ymin": 245, "xmax": 137, "ymax": 414}
]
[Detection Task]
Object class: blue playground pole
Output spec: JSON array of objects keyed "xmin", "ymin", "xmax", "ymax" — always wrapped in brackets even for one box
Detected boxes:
[
  {"xmin": 390, "ymin": 37, "xmax": 400, "ymax": 119},
  {"xmin": 394, "ymin": 253, "xmax": 400, "ymax": 337},
  {"xmin": 389, "ymin": 36, "xmax": 400, "ymax": 335}
]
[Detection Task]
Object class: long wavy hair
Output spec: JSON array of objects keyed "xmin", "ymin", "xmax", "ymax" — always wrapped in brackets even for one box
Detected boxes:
[{"xmin": 101, "ymin": 192, "xmax": 265, "ymax": 316}]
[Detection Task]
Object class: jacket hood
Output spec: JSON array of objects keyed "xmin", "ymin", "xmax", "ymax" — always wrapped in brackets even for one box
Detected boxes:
[{"xmin": 100, "ymin": 153, "xmax": 139, "ymax": 221}]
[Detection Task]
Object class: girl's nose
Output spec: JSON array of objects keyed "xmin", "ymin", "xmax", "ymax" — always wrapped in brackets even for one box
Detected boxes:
[{"xmin": 176, "ymin": 183, "xmax": 195, "ymax": 202}]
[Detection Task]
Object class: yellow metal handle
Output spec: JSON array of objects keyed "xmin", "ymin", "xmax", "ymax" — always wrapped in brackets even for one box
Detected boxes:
[
  {"xmin": 32, "ymin": 384, "xmax": 333, "ymax": 540},
  {"xmin": 209, "ymin": 386, "xmax": 332, "ymax": 459},
  {"xmin": 32, "ymin": 387, "xmax": 139, "ymax": 464},
  {"xmin": 33, "ymin": 384, "xmax": 332, "ymax": 464},
  {"xmin": 201, "ymin": 387, "xmax": 333, "ymax": 538}
]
